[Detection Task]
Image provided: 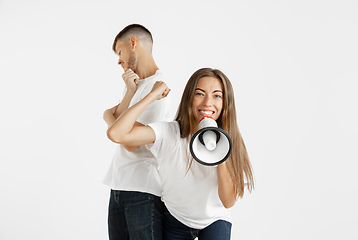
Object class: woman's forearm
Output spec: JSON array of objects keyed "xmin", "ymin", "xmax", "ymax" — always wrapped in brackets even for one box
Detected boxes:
[
  {"xmin": 107, "ymin": 81, "xmax": 169, "ymax": 146},
  {"xmin": 103, "ymin": 105, "xmax": 140, "ymax": 151},
  {"xmin": 107, "ymin": 92, "xmax": 157, "ymax": 144},
  {"xmin": 217, "ymin": 162, "xmax": 236, "ymax": 208}
]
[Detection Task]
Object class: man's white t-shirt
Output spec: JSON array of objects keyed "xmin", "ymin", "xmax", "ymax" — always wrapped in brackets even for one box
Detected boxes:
[
  {"xmin": 103, "ymin": 70, "xmax": 171, "ymax": 197},
  {"xmin": 147, "ymin": 121, "xmax": 231, "ymax": 229}
]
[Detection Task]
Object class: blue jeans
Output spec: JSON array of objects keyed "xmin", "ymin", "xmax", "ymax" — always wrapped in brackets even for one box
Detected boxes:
[
  {"xmin": 163, "ymin": 206, "xmax": 232, "ymax": 240},
  {"xmin": 108, "ymin": 190, "xmax": 164, "ymax": 240}
]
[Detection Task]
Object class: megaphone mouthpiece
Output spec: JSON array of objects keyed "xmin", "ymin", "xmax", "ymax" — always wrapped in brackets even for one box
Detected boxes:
[{"xmin": 199, "ymin": 116, "xmax": 217, "ymax": 129}]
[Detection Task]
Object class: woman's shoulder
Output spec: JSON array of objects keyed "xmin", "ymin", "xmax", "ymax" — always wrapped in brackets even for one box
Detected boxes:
[
  {"xmin": 147, "ymin": 121, "xmax": 183, "ymax": 157},
  {"xmin": 149, "ymin": 121, "xmax": 180, "ymax": 135}
]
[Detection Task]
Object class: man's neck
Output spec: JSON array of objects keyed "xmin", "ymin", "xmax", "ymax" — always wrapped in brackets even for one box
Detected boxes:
[{"xmin": 135, "ymin": 54, "xmax": 159, "ymax": 79}]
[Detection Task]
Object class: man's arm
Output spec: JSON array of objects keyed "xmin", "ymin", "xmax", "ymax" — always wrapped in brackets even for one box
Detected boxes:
[
  {"xmin": 103, "ymin": 104, "xmax": 140, "ymax": 152},
  {"xmin": 103, "ymin": 105, "xmax": 118, "ymax": 127},
  {"xmin": 107, "ymin": 81, "xmax": 170, "ymax": 146},
  {"xmin": 103, "ymin": 69, "xmax": 140, "ymax": 152}
]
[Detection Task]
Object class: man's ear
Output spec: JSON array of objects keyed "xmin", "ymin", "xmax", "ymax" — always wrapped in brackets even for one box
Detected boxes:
[{"xmin": 130, "ymin": 36, "xmax": 137, "ymax": 49}]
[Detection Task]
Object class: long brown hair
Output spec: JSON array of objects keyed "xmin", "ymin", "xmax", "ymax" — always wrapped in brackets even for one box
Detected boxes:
[{"xmin": 175, "ymin": 68, "xmax": 254, "ymax": 198}]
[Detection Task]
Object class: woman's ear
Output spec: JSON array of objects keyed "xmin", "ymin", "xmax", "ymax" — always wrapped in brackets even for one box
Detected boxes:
[{"xmin": 130, "ymin": 36, "xmax": 137, "ymax": 49}]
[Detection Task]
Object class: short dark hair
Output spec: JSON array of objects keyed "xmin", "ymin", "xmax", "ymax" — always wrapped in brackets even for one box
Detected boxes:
[{"xmin": 112, "ymin": 24, "xmax": 153, "ymax": 52}]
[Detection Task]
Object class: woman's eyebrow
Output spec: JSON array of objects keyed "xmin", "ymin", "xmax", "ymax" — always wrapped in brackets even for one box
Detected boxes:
[
  {"xmin": 195, "ymin": 88, "xmax": 205, "ymax": 92},
  {"xmin": 195, "ymin": 88, "xmax": 223, "ymax": 93}
]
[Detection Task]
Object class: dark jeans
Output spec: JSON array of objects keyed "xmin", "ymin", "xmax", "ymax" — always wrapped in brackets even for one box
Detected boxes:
[
  {"xmin": 108, "ymin": 190, "xmax": 164, "ymax": 240},
  {"xmin": 163, "ymin": 206, "xmax": 232, "ymax": 240}
]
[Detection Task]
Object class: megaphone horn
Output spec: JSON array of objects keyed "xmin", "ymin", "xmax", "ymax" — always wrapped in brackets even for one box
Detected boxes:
[{"xmin": 189, "ymin": 116, "xmax": 232, "ymax": 166}]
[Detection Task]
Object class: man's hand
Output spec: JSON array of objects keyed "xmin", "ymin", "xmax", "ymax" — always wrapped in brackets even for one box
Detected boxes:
[{"xmin": 122, "ymin": 68, "xmax": 139, "ymax": 94}]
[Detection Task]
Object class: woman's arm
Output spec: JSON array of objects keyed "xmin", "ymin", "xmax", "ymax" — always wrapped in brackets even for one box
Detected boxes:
[
  {"xmin": 103, "ymin": 104, "xmax": 140, "ymax": 152},
  {"xmin": 217, "ymin": 161, "xmax": 237, "ymax": 208},
  {"xmin": 107, "ymin": 81, "xmax": 170, "ymax": 146}
]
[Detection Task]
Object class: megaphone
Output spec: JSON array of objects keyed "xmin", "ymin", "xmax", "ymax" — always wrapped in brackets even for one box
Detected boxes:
[{"xmin": 189, "ymin": 116, "xmax": 232, "ymax": 166}]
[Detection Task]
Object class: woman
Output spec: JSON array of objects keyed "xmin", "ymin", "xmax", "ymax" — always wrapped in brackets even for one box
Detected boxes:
[{"xmin": 107, "ymin": 68, "xmax": 254, "ymax": 240}]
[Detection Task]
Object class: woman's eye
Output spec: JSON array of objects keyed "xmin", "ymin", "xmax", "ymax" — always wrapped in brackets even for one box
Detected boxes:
[
  {"xmin": 214, "ymin": 94, "xmax": 222, "ymax": 98},
  {"xmin": 195, "ymin": 92, "xmax": 204, "ymax": 96}
]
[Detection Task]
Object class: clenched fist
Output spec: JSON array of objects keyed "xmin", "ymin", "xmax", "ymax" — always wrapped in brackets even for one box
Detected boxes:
[
  {"xmin": 122, "ymin": 68, "xmax": 139, "ymax": 93},
  {"xmin": 150, "ymin": 81, "xmax": 170, "ymax": 100}
]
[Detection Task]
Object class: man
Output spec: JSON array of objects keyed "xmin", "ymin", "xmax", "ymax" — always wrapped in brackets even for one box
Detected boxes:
[{"xmin": 103, "ymin": 24, "xmax": 171, "ymax": 240}]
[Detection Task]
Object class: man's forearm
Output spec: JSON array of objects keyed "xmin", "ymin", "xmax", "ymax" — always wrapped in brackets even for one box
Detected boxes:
[
  {"xmin": 104, "ymin": 89, "xmax": 135, "ymax": 127},
  {"xmin": 113, "ymin": 90, "xmax": 135, "ymax": 118},
  {"xmin": 103, "ymin": 108, "xmax": 117, "ymax": 127},
  {"xmin": 107, "ymin": 92, "xmax": 157, "ymax": 144}
]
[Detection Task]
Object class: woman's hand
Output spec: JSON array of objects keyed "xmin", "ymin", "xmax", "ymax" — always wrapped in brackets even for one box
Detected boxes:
[
  {"xmin": 150, "ymin": 81, "xmax": 170, "ymax": 100},
  {"xmin": 217, "ymin": 161, "xmax": 236, "ymax": 208}
]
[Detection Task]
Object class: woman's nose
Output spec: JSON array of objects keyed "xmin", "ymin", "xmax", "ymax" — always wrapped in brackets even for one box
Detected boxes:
[{"xmin": 203, "ymin": 96, "xmax": 213, "ymax": 106}]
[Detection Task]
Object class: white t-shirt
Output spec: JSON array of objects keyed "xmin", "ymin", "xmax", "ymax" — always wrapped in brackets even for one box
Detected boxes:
[
  {"xmin": 103, "ymin": 70, "xmax": 171, "ymax": 196},
  {"xmin": 147, "ymin": 121, "xmax": 231, "ymax": 229}
]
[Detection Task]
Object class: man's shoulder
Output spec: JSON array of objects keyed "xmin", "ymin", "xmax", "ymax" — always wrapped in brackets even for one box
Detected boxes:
[
  {"xmin": 146, "ymin": 70, "xmax": 164, "ymax": 83},
  {"xmin": 137, "ymin": 71, "xmax": 163, "ymax": 91}
]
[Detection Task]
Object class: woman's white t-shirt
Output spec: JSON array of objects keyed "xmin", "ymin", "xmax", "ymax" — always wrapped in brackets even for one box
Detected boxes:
[{"xmin": 147, "ymin": 121, "xmax": 231, "ymax": 229}]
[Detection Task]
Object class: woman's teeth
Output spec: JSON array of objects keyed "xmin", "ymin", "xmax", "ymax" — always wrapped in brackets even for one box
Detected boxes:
[{"xmin": 200, "ymin": 110, "xmax": 214, "ymax": 115}]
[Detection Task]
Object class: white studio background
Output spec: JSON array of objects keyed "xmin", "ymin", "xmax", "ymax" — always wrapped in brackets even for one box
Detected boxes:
[{"xmin": 1, "ymin": 0, "xmax": 357, "ymax": 239}]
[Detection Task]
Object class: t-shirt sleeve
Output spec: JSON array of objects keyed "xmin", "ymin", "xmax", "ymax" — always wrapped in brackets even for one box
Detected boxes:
[{"xmin": 146, "ymin": 122, "xmax": 178, "ymax": 162}]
